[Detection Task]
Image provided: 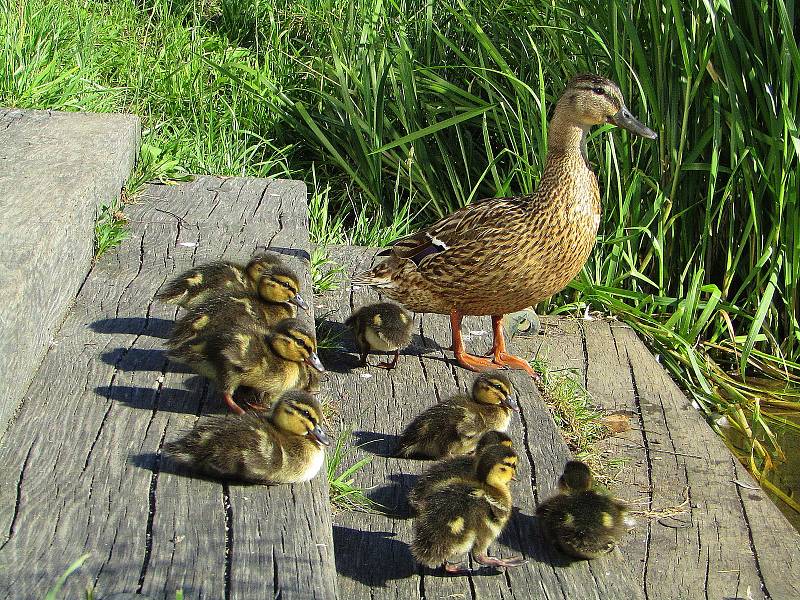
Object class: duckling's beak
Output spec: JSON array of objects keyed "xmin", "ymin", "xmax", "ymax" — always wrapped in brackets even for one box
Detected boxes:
[
  {"xmin": 502, "ymin": 395, "xmax": 519, "ymax": 411},
  {"xmin": 609, "ymin": 107, "xmax": 657, "ymax": 139},
  {"xmin": 305, "ymin": 352, "xmax": 325, "ymax": 372},
  {"xmin": 291, "ymin": 293, "xmax": 310, "ymax": 312},
  {"xmin": 310, "ymin": 424, "xmax": 331, "ymax": 446}
]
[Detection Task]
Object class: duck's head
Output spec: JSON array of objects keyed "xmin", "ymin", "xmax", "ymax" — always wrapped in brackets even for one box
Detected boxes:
[
  {"xmin": 245, "ymin": 251, "xmax": 282, "ymax": 283},
  {"xmin": 271, "ymin": 390, "xmax": 331, "ymax": 446},
  {"xmin": 475, "ymin": 430, "xmax": 514, "ymax": 453},
  {"xmin": 558, "ymin": 460, "xmax": 593, "ymax": 494},
  {"xmin": 476, "ymin": 445, "xmax": 519, "ymax": 489},
  {"xmin": 472, "ymin": 372, "xmax": 518, "ymax": 411},
  {"xmin": 558, "ymin": 74, "xmax": 657, "ymax": 139},
  {"xmin": 269, "ymin": 319, "xmax": 325, "ymax": 372},
  {"xmin": 257, "ymin": 265, "xmax": 309, "ymax": 311}
]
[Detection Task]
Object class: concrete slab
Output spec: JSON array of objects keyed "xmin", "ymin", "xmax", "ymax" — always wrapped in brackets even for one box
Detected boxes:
[{"xmin": 0, "ymin": 108, "xmax": 140, "ymax": 434}]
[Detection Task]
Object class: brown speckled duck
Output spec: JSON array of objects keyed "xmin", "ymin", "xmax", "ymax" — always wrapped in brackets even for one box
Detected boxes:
[{"xmin": 352, "ymin": 75, "xmax": 656, "ymax": 375}]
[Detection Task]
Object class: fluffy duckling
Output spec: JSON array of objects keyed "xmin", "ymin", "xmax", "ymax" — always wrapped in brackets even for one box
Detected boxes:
[
  {"xmin": 169, "ymin": 264, "xmax": 307, "ymax": 346},
  {"xmin": 163, "ymin": 390, "xmax": 331, "ymax": 483},
  {"xmin": 411, "ymin": 445, "xmax": 526, "ymax": 574},
  {"xmin": 408, "ymin": 430, "xmax": 513, "ymax": 513},
  {"xmin": 156, "ymin": 251, "xmax": 285, "ymax": 308},
  {"xmin": 345, "ymin": 302, "xmax": 413, "ymax": 369},
  {"xmin": 536, "ymin": 461, "xmax": 630, "ymax": 559},
  {"xmin": 166, "ymin": 317, "xmax": 325, "ymax": 415},
  {"xmin": 395, "ymin": 373, "xmax": 518, "ymax": 459}
]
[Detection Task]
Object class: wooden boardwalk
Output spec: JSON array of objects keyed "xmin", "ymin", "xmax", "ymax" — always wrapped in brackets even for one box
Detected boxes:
[
  {"xmin": 1, "ymin": 174, "xmax": 798, "ymax": 599},
  {"xmin": 320, "ymin": 247, "xmax": 800, "ymax": 600},
  {"xmin": 0, "ymin": 177, "xmax": 336, "ymax": 600},
  {"xmin": 320, "ymin": 248, "xmax": 644, "ymax": 600}
]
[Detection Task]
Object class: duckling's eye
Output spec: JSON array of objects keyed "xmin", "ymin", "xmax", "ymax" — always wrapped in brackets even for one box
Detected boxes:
[
  {"xmin": 300, "ymin": 409, "xmax": 313, "ymax": 421},
  {"xmin": 593, "ymin": 87, "xmax": 605, "ymax": 96}
]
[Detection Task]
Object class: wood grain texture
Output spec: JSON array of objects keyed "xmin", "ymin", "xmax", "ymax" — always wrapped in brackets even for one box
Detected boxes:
[
  {"xmin": 320, "ymin": 246, "xmax": 644, "ymax": 600},
  {"xmin": 0, "ymin": 108, "xmax": 141, "ymax": 435},
  {"xmin": 515, "ymin": 317, "xmax": 800, "ymax": 600},
  {"xmin": 0, "ymin": 176, "xmax": 337, "ymax": 600}
]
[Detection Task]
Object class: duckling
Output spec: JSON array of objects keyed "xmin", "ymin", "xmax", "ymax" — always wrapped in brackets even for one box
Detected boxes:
[
  {"xmin": 345, "ymin": 302, "xmax": 413, "ymax": 369},
  {"xmin": 408, "ymin": 430, "xmax": 513, "ymax": 513},
  {"xmin": 169, "ymin": 264, "xmax": 307, "ymax": 346},
  {"xmin": 163, "ymin": 390, "xmax": 331, "ymax": 483},
  {"xmin": 536, "ymin": 461, "xmax": 630, "ymax": 559},
  {"xmin": 411, "ymin": 445, "xmax": 526, "ymax": 574},
  {"xmin": 156, "ymin": 251, "xmax": 285, "ymax": 308},
  {"xmin": 395, "ymin": 372, "xmax": 518, "ymax": 459},
  {"xmin": 166, "ymin": 317, "xmax": 325, "ymax": 415}
]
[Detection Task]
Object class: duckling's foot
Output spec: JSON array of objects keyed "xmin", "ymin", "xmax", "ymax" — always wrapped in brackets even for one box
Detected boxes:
[
  {"xmin": 474, "ymin": 553, "xmax": 527, "ymax": 569},
  {"xmin": 443, "ymin": 561, "xmax": 470, "ymax": 575},
  {"xmin": 376, "ymin": 350, "xmax": 400, "ymax": 370},
  {"xmin": 223, "ymin": 392, "xmax": 246, "ymax": 415}
]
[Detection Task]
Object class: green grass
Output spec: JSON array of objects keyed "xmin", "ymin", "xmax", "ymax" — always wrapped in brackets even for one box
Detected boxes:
[
  {"xmin": 326, "ymin": 427, "xmax": 377, "ymax": 512},
  {"xmin": 530, "ymin": 357, "xmax": 613, "ymax": 472},
  {"xmin": 2, "ymin": 0, "xmax": 798, "ymax": 499},
  {"xmin": 94, "ymin": 202, "xmax": 129, "ymax": 258}
]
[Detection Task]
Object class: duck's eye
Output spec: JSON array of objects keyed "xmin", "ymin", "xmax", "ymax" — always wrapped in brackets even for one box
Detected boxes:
[{"xmin": 593, "ymin": 87, "xmax": 605, "ymax": 96}]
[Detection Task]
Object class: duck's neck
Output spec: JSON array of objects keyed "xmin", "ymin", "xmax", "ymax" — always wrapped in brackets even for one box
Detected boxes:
[{"xmin": 546, "ymin": 106, "xmax": 589, "ymax": 162}]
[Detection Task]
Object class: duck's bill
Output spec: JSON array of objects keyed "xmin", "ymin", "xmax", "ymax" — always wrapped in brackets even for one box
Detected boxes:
[
  {"xmin": 502, "ymin": 396, "xmax": 520, "ymax": 412},
  {"xmin": 610, "ymin": 107, "xmax": 657, "ymax": 139},
  {"xmin": 305, "ymin": 352, "xmax": 326, "ymax": 372},
  {"xmin": 291, "ymin": 293, "xmax": 310, "ymax": 312},
  {"xmin": 310, "ymin": 425, "xmax": 332, "ymax": 446}
]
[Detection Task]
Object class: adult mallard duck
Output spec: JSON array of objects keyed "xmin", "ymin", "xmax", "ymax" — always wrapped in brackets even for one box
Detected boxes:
[{"xmin": 352, "ymin": 75, "xmax": 656, "ymax": 375}]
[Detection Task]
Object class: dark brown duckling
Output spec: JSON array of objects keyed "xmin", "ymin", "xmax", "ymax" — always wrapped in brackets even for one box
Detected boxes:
[
  {"xmin": 156, "ymin": 251, "xmax": 284, "ymax": 308},
  {"xmin": 408, "ymin": 430, "xmax": 513, "ymax": 513},
  {"xmin": 395, "ymin": 372, "xmax": 517, "ymax": 459},
  {"xmin": 345, "ymin": 302, "xmax": 413, "ymax": 369},
  {"xmin": 536, "ymin": 461, "xmax": 630, "ymax": 559},
  {"xmin": 411, "ymin": 445, "xmax": 526, "ymax": 574},
  {"xmin": 169, "ymin": 264, "xmax": 307, "ymax": 346},
  {"xmin": 163, "ymin": 390, "xmax": 330, "ymax": 484},
  {"xmin": 166, "ymin": 317, "xmax": 325, "ymax": 414}
]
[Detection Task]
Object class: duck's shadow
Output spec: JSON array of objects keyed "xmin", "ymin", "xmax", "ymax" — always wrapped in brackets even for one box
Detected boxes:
[
  {"xmin": 367, "ymin": 473, "xmax": 417, "ymax": 519},
  {"xmin": 100, "ymin": 348, "xmax": 193, "ymax": 373},
  {"xmin": 90, "ymin": 317, "xmax": 174, "ymax": 339},
  {"xmin": 352, "ymin": 430, "xmax": 399, "ymax": 457},
  {"xmin": 332, "ymin": 525, "xmax": 418, "ymax": 586}
]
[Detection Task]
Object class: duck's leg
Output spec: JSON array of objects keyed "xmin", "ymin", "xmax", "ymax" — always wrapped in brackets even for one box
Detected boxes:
[
  {"xmin": 474, "ymin": 553, "xmax": 527, "ymax": 569},
  {"xmin": 490, "ymin": 315, "xmax": 538, "ymax": 377},
  {"xmin": 450, "ymin": 309, "xmax": 496, "ymax": 371},
  {"xmin": 377, "ymin": 349, "xmax": 400, "ymax": 370},
  {"xmin": 442, "ymin": 561, "xmax": 470, "ymax": 575},
  {"xmin": 222, "ymin": 392, "xmax": 246, "ymax": 415}
]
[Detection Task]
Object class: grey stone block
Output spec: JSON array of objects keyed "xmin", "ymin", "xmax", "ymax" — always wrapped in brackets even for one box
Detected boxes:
[{"xmin": 0, "ymin": 108, "xmax": 140, "ymax": 434}]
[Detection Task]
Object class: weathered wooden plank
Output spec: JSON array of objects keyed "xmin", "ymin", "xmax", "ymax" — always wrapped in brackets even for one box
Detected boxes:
[
  {"xmin": 0, "ymin": 108, "xmax": 141, "ymax": 435},
  {"xmin": 321, "ymin": 246, "xmax": 644, "ymax": 600},
  {"xmin": 522, "ymin": 315, "xmax": 800, "ymax": 599},
  {"xmin": 0, "ymin": 176, "xmax": 336, "ymax": 600}
]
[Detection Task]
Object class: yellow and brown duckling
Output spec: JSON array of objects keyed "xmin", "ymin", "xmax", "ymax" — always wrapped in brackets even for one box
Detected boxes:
[
  {"xmin": 345, "ymin": 302, "xmax": 413, "ymax": 369},
  {"xmin": 536, "ymin": 461, "xmax": 630, "ymax": 559},
  {"xmin": 352, "ymin": 75, "xmax": 656, "ymax": 376},
  {"xmin": 411, "ymin": 445, "xmax": 526, "ymax": 574},
  {"xmin": 169, "ymin": 264, "xmax": 307, "ymax": 346},
  {"xmin": 163, "ymin": 390, "xmax": 330, "ymax": 484},
  {"xmin": 156, "ymin": 251, "xmax": 287, "ymax": 309},
  {"xmin": 166, "ymin": 317, "xmax": 325, "ymax": 415},
  {"xmin": 408, "ymin": 430, "xmax": 513, "ymax": 513},
  {"xmin": 395, "ymin": 372, "xmax": 517, "ymax": 459}
]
